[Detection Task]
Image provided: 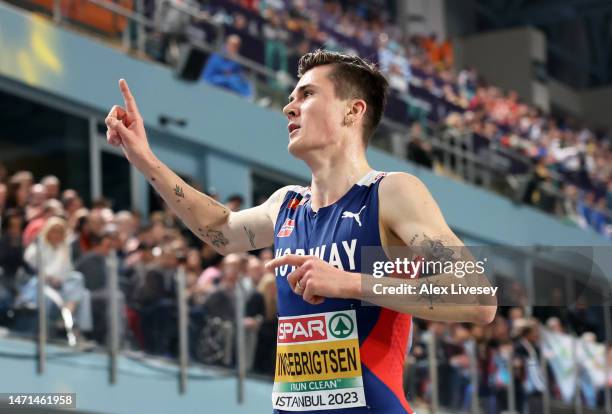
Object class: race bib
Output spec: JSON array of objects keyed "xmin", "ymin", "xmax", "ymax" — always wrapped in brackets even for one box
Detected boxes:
[{"xmin": 272, "ymin": 310, "xmax": 367, "ymax": 411}]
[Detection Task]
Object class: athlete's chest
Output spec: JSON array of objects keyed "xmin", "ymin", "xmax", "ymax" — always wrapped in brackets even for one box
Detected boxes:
[{"xmin": 274, "ymin": 193, "xmax": 379, "ymax": 272}]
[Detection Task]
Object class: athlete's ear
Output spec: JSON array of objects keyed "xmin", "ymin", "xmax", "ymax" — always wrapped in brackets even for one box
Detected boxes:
[{"xmin": 347, "ymin": 99, "xmax": 367, "ymax": 122}]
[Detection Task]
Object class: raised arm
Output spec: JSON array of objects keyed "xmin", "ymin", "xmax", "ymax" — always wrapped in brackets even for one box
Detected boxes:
[{"xmin": 105, "ymin": 79, "xmax": 288, "ymax": 254}]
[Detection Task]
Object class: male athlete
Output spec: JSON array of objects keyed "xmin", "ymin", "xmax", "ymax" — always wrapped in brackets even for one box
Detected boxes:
[{"xmin": 106, "ymin": 50, "xmax": 496, "ymax": 413}]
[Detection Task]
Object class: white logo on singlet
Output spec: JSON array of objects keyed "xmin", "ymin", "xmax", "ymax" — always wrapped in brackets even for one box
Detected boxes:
[{"xmin": 341, "ymin": 206, "xmax": 366, "ymax": 227}]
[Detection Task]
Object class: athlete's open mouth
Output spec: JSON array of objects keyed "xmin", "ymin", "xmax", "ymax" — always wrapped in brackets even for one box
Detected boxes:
[{"xmin": 288, "ymin": 123, "xmax": 300, "ymax": 134}]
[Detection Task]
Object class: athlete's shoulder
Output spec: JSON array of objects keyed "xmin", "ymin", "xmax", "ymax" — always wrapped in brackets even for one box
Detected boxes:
[
  {"xmin": 264, "ymin": 185, "xmax": 308, "ymax": 223},
  {"xmin": 378, "ymin": 172, "xmax": 435, "ymax": 219},
  {"xmin": 378, "ymin": 172, "xmax": 429, "ymax": 196}
]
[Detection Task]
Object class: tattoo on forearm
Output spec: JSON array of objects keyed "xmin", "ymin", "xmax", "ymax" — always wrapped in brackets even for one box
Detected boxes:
[
  {"xmin": 205, "ymin": 229, "xmax": 229, "ymax": 248},
  {"xmin": 416, "ymin": 281, "xmax": 446, "ymax": 309},
  {"xmin": 174, "ymin": 184, "xmax": 185, "ymax": 198},
  {"xmin": 244, "ymin": 226, "xmax": 256, "ymax": 249},
  {"xmin": 408, "ymin": 234, "xmax": 418, "ymax": 245}
]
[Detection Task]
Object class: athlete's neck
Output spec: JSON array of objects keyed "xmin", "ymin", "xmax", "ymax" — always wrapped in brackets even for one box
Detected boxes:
[{"xmin": 307, "ymin": 153, "xmax": 372, "ymax": 211}]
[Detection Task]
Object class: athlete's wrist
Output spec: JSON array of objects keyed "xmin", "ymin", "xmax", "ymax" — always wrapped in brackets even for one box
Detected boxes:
[{"xmin": 343, "ymin": 272, "xmax": 363, "ymax": 300}]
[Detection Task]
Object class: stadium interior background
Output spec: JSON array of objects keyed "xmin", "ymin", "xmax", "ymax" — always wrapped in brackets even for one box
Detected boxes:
[{"xmin": 0, "ymin": 0, "xmax": 611, "ymax": 413}]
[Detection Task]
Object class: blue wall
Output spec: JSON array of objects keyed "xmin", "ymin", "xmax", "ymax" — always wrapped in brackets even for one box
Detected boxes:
[
  {"xmin": 0, "ymin": 336, "xmax": 273, "ymax": 414},
  {"xmin": 0, "ymin": 3, "xmax": 608, "ymax": 246}
]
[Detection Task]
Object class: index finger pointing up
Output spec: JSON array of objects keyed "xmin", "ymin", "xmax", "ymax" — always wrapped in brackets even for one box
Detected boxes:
[{"xmin": 119, "ymin": 79, "xmax": 140, "ymax": 115}]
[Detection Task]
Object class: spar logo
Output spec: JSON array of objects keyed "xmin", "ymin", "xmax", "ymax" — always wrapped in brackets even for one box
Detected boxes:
[
  {"xmin": 277, "ymin": 315, "xmax": 327, "ymax": 343},
  {"xmin": 328, "ymin": 313, "xmax": 354, "ymax": 339}
]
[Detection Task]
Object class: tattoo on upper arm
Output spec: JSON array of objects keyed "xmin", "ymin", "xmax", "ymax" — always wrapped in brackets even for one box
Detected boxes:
[
  {"xmin": 421, "ymin": 234, "xmax": 455, "ymax": 261},
  {"xmin": 244, "ymin": 226, "xmax": 256, "ymax": 249},
  {"xmin": 174, "ymin": 184, "xmax": 185, "ymax": 198},
  {"xmin": 205, "ymin": 229, "xmax": 229, "ymax": 248},
  {"xmin": 419, "ymin": 234, "xmax": 456, "ymax": 277}
]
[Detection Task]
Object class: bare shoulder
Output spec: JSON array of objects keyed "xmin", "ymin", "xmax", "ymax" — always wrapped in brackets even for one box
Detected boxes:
[
  {"xmin": 379, "ymin": 172, "xmax": 443, "ymax": 228},
  {"xmin": 379, "ymin": 172, "xmax": 430, "ymax": 205},
  {"xmin": 262, "ymin": 184, "xmax": 301, "ymax": 222}
]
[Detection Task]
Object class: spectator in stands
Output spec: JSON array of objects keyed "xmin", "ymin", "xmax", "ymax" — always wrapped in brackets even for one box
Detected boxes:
[
  {"xmin": 61, "ymin": 189, "xmax": 83, "ymax": 220},
  {"xmin": 41, "ymin": 175, "xmax": 60, "ymax": 200},
  {"xmin": 514, "ymin": 319, "xmax": 545, "ymax": 414},
  {"xmin": 243, "ymin": 254, "xmax": 264, "ymax": 294},
  {"xmin": 202, "ymin": 253, "xmax": 242, "ymax": 321},
  {"xmin": 5, "ymin": 173, "xmax": 30, "ymax": 218},
  {"xmin": 0, "ymin": 210, "xmax": 26, "ymax": 314},
  {"xmin": 71, "ymin": 209, "xmax": 106, "ymax": 262},
  {"xmin": 21, "ymin": 217, "xmax": 93, "ymax": 337},
  {"xmin": 262, "ymin": 9, "xmax": 290, "ymax": 76},
  {"xmin": 135, "ymin": 241, "xmax": 180, "ymax": 354},
  {"xmin": 225, "ymin": 193, "xmax": 245, "ymax": 212},
  {"xmin": 252, "ymin": 272, "xmax": 277, "ymax": 375},
  {"xmin": 22, "ymin": 199, "xmax": 64, "ymax": 247},
  {"xmin": 0, "ymin": 162, "xmax": 7, "ymax": 184},
  {"xmin": 153, "ymin": 0, "xmax": 204, "ymax": 65},
  {"xmin": 201, "ymin": 34, "xmax": 254, "ymax": 98},
  {"xmin": 407, "ymin": 123, "xmax": 433, "ymax": 169},
  {"xmin": 74, "ymin": 228, "xmax": 120, "ymax": 343},
  {"xmin": 24, "ymin": 184, "xmax": 47, "ymax": 223},
  {"xmin": 243, "ymin": 255, "xmax": 265, "ymax": 369},
  {"xmin": 377, "ymin": 34, "xmax": 411, "ymax": 94},
  {"xmin": 0, "ymin": 182, "xmax": 6, "ymax": 217}
]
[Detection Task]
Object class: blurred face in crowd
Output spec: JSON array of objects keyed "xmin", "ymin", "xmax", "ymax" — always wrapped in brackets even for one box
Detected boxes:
[
  {"xmin": 546, "ymin": 317, "xmax": 562, "ymax": 333},
  {"xmin": 222, "ymin": 253, "xmax": 242, "ymax": 285},
  {"xmin": 225, "ymin": 198, "xmax": 243, "ymax": 212},
  {"xmin": 283, "ymin": 65, "xmax": 362, "ymax": 159},
  {"xmin": 62, "ymin": 189, "xmax": 83, "ymax": 215},
  {"xmin": 452, "ymin": 324, "xmax": 470, "ymax": 342},
  {"xmin": 7, "ymin": 214, "xmax": 23, "ymax": 237},
  {"xmin": 525, "ymin": 325, "xmax": 539, "ymax": 343},
  {"xmin": 492, "ymin": 316, "xmax": 509, "ymax": 340},
  {"xmin": 42, "ymin": 176, "xmax": 60, "ymax": 199},
  {"xmin": 115, "ymin": 211, "xmax": 137, "ymax": 238},
  {"xmin": 159, "ymin": 247, "xmax": 178, "ymax": 269},
  {"xmin": 226, "ymin": 35, "xmax": 241, "ymax": 55},
  {"xmin": 46, "ymin": 223, "xmax": 66, "ymax": 248},
  {"xmin": 29, "ymin": 184, "xmax": 47, "ymax": 206},
  {"xmin": 509, "ymin": 307, "xmax": 524, "ymax": 321},
  {"xmin": 186, "ymin": 248, "xmax": 201, "ymax": 270},
  {"xmin": 0, "ymin": 183, "xmax": 6, "ymax": 208},
  {"xmin": 16, "ymin": 183, "xmax": 29, "ymax": 207},
  {"xmin": 259, "ymin": 248, "xmax": 273, "ymax": 263},
  {"xmin": 247, "ymin": 256, "xmax": 264, "ymax": 284},
  {"xmin": 86, "ymin": 211, "xmax": 106, "ymax": 235}
]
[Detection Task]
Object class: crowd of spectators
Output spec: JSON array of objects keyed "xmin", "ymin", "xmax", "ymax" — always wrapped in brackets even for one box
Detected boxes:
[
  {"xmin": 409, "ymin": 308, "xmax": 612, "ymax": 413},
  {"xmin": 145, "ymin": 0, "xmax": 611, "ymax": 238},
  {"xmin": 0, "ymin": 165, "xmax": 277, "ymax": 374}
]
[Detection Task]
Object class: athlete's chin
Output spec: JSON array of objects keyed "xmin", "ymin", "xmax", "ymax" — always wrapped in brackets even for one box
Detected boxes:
[{"xmin": 287, "ymin": 137, "xmax": 308, "ymax": 157}]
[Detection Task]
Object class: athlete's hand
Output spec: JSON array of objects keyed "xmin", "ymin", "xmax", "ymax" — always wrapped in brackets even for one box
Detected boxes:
[
  {"xmin": 105, "ymin": 79, "xmax": 154, "ymax": 170},
  {"xmin": 265, "ymin": 255, "xmax": 361, "ymax": 305}
]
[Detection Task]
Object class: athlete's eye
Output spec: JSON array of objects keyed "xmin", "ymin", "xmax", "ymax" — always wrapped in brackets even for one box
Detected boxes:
[{"xmin": 303, "ymin": 91, "xmax": 313, "ymax": 97}]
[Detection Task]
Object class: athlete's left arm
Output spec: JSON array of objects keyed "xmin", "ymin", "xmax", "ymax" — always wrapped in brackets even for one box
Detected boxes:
[{"xmin": 372, "ymin": 172, "xmax": 497, "ymax": 324}]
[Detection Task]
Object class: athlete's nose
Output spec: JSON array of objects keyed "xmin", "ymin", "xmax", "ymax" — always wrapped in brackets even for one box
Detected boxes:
[{"xmin": 283, "ymin": 102, "xmax": 299, "ymax": 119}]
